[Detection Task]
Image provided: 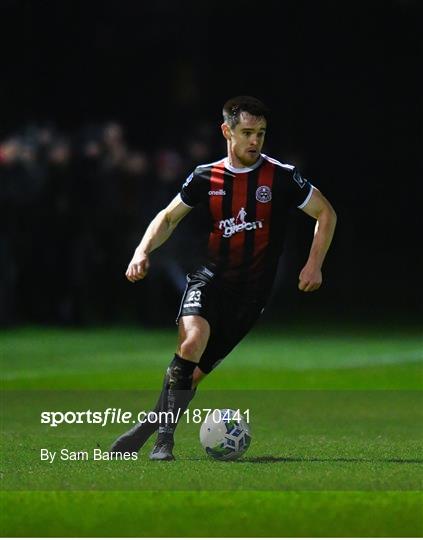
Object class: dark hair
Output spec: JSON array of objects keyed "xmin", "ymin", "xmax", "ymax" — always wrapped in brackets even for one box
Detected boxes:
[{"xmin": 222, "ymin": 96, "xmax": 269, "ymax": 128}]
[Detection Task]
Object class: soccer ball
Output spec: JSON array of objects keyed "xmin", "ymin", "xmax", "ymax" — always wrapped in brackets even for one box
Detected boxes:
[{"xmin": 199, "ymin": 408, "xmax": 251, "ymax": 460}]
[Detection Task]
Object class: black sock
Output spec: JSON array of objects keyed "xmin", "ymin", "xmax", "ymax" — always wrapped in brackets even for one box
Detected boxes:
[
  {"xmin": 109, "ymin": 368, "xmax": 172, "ymax": 453},
  {"xmin": 157, "ymin": 354, "xmax": 196, "ymax": 443},
  {"xmin": 109, "ymin": 355, "xmax": 197, "ymax": 453}
]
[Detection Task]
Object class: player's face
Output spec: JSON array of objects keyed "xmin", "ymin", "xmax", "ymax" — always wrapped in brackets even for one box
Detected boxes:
[{"xmin": 222, "ymin": 112, "xmax": 267, "ymax": 168}]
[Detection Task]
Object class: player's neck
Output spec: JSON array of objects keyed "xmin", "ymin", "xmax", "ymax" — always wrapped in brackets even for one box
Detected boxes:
[
  {"xmin": 226, "ymin": 150, "xmax": 238, "ymax": 169},
  {"xmin": 226, "ymin": 149, "xmax": 261, "ymax": 172}
]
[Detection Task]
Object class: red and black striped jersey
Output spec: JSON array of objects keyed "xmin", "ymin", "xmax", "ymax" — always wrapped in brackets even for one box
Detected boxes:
[{"xmin": 180, "ymin": 154, "xmax": 314, "ymax": 300}]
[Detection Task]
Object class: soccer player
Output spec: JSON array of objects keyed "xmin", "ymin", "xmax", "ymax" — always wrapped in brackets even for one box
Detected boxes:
[{"xmin": 110, "ymin": 96, "xmax": 337, "ymax": 460}]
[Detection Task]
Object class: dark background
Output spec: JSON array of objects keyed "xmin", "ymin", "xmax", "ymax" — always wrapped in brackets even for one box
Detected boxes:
[{"xmin": 1, "ymin": 0, "xmax": 421, "ymax": 326}]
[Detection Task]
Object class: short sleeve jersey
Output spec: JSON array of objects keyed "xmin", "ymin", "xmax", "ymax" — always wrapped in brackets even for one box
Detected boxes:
[{"xmin": 180, "ymin": 154, "xmax": 314, "ymax": 299}]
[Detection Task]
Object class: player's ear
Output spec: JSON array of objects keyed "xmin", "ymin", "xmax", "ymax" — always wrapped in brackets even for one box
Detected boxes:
[{"xmin": 221, "ymin": 122, "xmax": 231, "ymax": 141}]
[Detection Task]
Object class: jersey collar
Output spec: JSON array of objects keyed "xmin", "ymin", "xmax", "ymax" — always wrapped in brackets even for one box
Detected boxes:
[{"xmin": 224, "ymin": 154, "xmax": 263, "ymax": 173}]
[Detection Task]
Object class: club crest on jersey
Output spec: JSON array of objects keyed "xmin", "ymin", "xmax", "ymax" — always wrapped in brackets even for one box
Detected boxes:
[
  {"xmin": 219, "ymin": 208, "xmax": 263, "ymax": 238},
  {"xmin": 256, "ymin": 185, "xmax": 272, "ymax": 203}
]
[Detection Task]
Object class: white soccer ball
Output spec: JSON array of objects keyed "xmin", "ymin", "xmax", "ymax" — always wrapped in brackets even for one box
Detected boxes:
[{"xmin": 199, "ymin": 408, "xmax": 252, "ymax": 460}]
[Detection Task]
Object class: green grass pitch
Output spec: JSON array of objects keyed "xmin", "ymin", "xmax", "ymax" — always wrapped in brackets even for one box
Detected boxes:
[{"xmin": 1, "ymin": 323, "xmax": 422, "ymax": 537}]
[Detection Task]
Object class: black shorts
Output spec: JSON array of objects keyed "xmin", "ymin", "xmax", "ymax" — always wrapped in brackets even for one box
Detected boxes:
[{"xmin": 176, "ymin": 267, "xmax": 265, "ymax": 374}]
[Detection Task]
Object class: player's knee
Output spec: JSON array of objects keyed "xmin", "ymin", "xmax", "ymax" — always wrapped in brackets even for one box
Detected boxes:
[
  {"xmin": 179, "ymin": 337, "xmax": 204, "ymax": 361},
  {"xmin": 178, "ymin": 316, "xmax": 210, "ymax": 361}
]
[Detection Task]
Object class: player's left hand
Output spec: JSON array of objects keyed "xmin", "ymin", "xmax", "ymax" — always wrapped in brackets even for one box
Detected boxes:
[{"xmin": 298, "ymin": 265, "xmax": 322, "ymax": 292}]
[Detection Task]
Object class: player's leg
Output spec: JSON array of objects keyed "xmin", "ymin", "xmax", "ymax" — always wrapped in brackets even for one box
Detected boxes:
[
  {"xmin": 110, "ymin": 269, "xmax": 214, "ymax": 458},
  {"xmin": 108, "ymin": 317, "xmax": 210, "ymax": 456},
  {"xmin": 149, "ymin": 295, "xmax": 265, "ymax": 459},
  {"xmin": 192, "ymin": 366, "xmax": 207, "ymax": 387},
  {"xmin": 149, "ymin": 315, "xmax": 210, "ymax": 460},
  {"xmin": 108, "ymin": 370, "xmax": 174, "ymax": 455},
  {"xmin": 176, "ymin": 315, "xmax": 210, "ymax": 361}
]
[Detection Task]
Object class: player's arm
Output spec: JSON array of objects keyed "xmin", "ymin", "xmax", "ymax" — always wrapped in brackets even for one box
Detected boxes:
[
  {"xmin": 126, "ymin": 195, "xmax": 192, "ymax": 283},
  {"xmin": 298, "ymin": 188, "xmax": 337, "ymax": 292}
]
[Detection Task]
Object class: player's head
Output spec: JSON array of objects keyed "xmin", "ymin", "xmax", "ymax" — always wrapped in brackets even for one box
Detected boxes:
[
  {"xmin": 221, "ymin": 96, "xmax": 269, "ymax": 167},
  {"xmin": 222, "ymin": 96, "xmax": 269, "ymax": 129}
]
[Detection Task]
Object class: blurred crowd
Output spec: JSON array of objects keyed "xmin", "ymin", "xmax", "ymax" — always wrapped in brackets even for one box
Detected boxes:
[{"xmin": 0, "ymin": 121, "xmax": 217, "ymax": 325}]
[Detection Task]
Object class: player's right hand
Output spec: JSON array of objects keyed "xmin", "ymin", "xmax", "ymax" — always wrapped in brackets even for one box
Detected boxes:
[{"xmin": 125, "ymin": 253, "xmax": 150, "ymax": 282}]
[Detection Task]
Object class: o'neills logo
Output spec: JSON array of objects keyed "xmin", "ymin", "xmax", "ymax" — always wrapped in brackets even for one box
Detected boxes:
[
  {"xmin": 208, "ymin": 189, "xmax": 226, "ymax": 196},
  {"xmin": 219, "ymin": 208, "xmax": 263, "ymax": 238}
]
